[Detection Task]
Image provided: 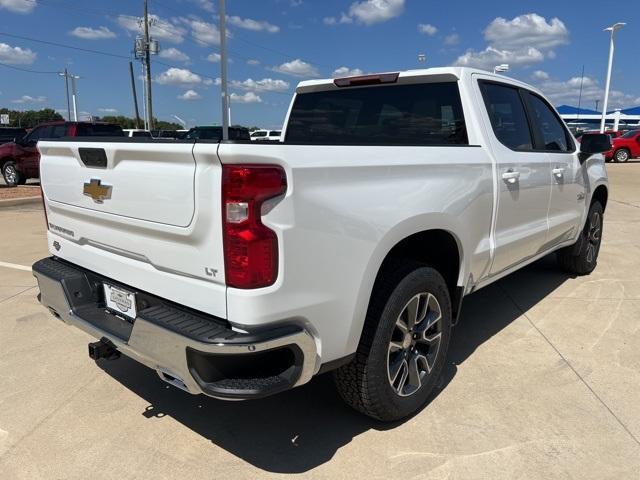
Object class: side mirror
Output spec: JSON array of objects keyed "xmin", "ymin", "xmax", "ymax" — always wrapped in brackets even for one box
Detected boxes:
[{"xmin": 579, "ymin": 133, "xmax": 612, "ymax": 163}]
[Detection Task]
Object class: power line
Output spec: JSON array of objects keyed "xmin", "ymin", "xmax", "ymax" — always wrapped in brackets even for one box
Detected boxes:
[
  {"xmin": 0, "ymin": 61, "xmax": 59, "ymax": 74},
  {"xmin": 0, "ymin": 32, "xmax": 132, "ymax": 60}
]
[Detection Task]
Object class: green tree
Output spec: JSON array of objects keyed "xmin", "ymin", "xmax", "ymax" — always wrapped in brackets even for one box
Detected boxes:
[{"xmin": 0, "ymin": 108, "xmax": 64, "ymax": 128}]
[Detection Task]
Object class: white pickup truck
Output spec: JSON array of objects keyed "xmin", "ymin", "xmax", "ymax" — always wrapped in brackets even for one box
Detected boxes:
[{"xmin": 33, "ymin": 67, "xmax": 611, "ymax": 421}]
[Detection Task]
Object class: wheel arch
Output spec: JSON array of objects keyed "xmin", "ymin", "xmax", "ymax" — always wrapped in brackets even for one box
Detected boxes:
[
  {"xmin": 592, "ymin": 184, "xmax": 608, "ymax": 212},
  {"xmin": 347, "ymin": 222, "xmax": 466, "ymax": 355}
]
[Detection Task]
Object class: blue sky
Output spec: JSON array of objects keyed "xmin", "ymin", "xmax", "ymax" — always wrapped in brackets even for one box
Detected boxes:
[{"xmin": 0, "ymin": 0, "xmax": 638, "ymax": 128}]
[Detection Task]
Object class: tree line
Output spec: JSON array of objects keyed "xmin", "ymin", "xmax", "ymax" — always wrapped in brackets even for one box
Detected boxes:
[{"xmin": 0, "ymin": 108, "xmax": 183, "ymax": 130}]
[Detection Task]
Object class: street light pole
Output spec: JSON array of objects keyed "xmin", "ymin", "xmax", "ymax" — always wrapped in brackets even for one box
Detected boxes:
[
  {"xmin": 70, "ymin": 75, "xmax": 79, "ymax": 121},
  {"xmin": 600, "ymin": 22, "xmax": 626, "ymax": 133},
  {"xmin": 219, "ymin": 0, "xmax": 229, "ymax": 141}
]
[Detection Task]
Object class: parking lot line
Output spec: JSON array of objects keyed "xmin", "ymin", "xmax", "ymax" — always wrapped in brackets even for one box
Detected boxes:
[{"xmin": 0, "ymin": 261, "xmax": 31, "ymax": 272}]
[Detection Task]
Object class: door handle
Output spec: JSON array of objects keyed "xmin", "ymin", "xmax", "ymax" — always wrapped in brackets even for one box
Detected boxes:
[
  {"xmin": 552, "ymin": 167, "xmax": 565, "ymax": 178},
  {"xmin": 502, "ymin": 170, "xmax": 520, "ymax": 184}
]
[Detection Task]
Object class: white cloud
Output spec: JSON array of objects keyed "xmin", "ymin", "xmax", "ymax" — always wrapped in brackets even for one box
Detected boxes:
[
  {"xmin": 444, "ymin": 33, "xmax": 460, "ymax": 46},
  {"xmin": 117, "ymin": 14, "xmax": 186, "ymax": 43},
  {"xmin": 70, "ymin": 26, "xmax": 116, "ymax": 40},
  {"xmin": 484, "ymin": 13, "xmax": 569, "ymax": 50},
  {"xmin": 455, "ymin": 46, "xmax": 544, "ymax": 70},
  {"xmin": 271, "ymin": 59, "xmax": 319, "ymax": 78},
  {"xmin": 454, "ymin": 13, "xmax": 568, "ymax": 71},
  {"xmin": 230, "ymin": 78, "xmax": 290, "ymax": 92},
  {"xmin": 203, "ymin": 77, "xmax": 221, "ymax": 86},
  {"xmin": 332, "ymin": 66, "xmax": 364, "ymax": 77},
  {"xmin": 98, "ymin": 108, "xmax": 118, "ymax": 113},
  {"xmin": 160, "ymin": 47, "xmax": 190, "ymax": 63},
  {"xmin": 0, "ymin": 42, "xmax": 36, "ymax": 65},
  {"xmin": 347, "ymin": 0, "xmax": 404, "ymax": 25},
  {"xmin": 532, "ymin": 70, "xmax": 549, "ymax": 81},
  {"xmin": 227, "ymin": 15, "xmax": 279, "ymax": 33},
  {"xmin": 176, "ymin": 16, "xmax": 222, "ymax": 45},
  {"xmin": 247, "ymin": 59, "xmax": 260, "ymax": 66},
  {"xmin": 532, "ymin": 74, "xmax": 638, "ymax": 109},
  {"xmin": 290, "ymin": 0, "xmax": 303, "ymax": 6},
  {"xmin": 230, "ymin": 92, "xmax": 262, "ymax": 104},
  {"xmin": 189, "ymin": 0, "xmax": 214, "ymax": 12},
  {"xmin": 178, "ymin": 89, "xmax": 202, "ymax": 101},
  {"xmin": 207, "ymin": 52, "xmax": 221, "ymax": 62},
  {"xmin": 155, "ymin": 67, "xmax": 202, "ymax": 85},
  {"xmin": 0, "ymin": 0, "xmax": 34, "ymax": 14},
  {"xmin": 12, "ymin": 95, "xmax": 46, "ymax": 104},
  {"xmin": 418, "ymin": 23, "xmax": 437, "ymax": 36}
]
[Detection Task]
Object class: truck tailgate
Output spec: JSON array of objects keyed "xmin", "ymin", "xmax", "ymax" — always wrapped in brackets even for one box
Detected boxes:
[{"xmin": 38, "ymin": 140, "xmax": 227, "ymax": 318}]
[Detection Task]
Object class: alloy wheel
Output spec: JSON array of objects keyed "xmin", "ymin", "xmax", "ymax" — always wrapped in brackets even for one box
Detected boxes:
[
  {"xmin": 387, "ymin": 292, "xmax": 442, "ymax": 397},
  {"xmin": 4, "ymin": 165, "xmax": 17, "ymax": 185}
]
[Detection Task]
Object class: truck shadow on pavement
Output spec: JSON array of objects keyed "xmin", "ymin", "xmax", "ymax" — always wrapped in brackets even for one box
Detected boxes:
[{"xmin": 98, "ymin": 254, "xmax": 572, "ymax": 474}]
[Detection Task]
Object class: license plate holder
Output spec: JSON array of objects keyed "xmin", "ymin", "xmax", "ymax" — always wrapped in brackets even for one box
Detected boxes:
[{"xmin": 103, "ymin": 283, "xmax": 137, "ymax": 320}]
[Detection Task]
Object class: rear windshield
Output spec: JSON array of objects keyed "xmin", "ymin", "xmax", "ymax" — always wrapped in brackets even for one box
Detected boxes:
[
  {"xmin": 76, "ymin": 124, "xmax": 124, "ymax": 137},
  {"xmin": 622, "ymin": 130, "xmax": 639, "ymax": 139},
  {"xmin": 286, "ymin": 82, "xmax": 468, "ymax": 146}
]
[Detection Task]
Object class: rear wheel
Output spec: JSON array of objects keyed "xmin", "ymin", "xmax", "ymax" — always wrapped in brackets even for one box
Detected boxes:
[
  {"xmin": 2, "ymin": 161, "xmax": 24, "ymax": 187},
  {"xmin": 333, "ymin": 262, "xmax": 452, "ymax": 421},
  {"xmin": 614, "ymin": 148, "xmax": 630, "ymax": 163},
  {"xmin": 557, "ymin": 201, "xmax": 603, "ymax": 275}
]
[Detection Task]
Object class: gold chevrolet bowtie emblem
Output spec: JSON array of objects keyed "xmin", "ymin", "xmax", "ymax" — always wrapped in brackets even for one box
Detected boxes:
[{"xmin": 83, "ymin": 178, "xmax": 112, "ymax": 203}]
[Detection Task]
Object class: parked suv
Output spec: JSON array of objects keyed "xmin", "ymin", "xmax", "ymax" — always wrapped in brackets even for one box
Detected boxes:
[
  {"xmin": 34, "ymin": 68, "xmax": 610, "ymax": 421},
  {"xmin": 250, "ymin": 129, "xmax": 281, "ymax": 141},
  {"xmin": 0, "ymin": 121, "xmax": 123, "ymax": 186}
]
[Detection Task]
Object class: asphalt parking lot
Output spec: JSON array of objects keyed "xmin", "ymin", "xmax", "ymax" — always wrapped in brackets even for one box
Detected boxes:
[{"xmin": 1, "ymin": 165, "xmax": 640, "ymax": 479}]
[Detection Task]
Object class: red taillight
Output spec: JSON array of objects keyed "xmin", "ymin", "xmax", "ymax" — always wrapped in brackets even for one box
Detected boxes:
[{"xmin": 222, "ymin": 164, "xmax": 287, "ymax": 289}]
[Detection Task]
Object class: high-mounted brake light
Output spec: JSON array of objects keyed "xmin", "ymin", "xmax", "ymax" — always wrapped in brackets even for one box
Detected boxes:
[
  {"xmin": 222, "ymin": 164, "xmax": 287, "ymax": 289},
  {"xmin": 333, "ymin": 72, "xmax": 400, "ymax": 88}
]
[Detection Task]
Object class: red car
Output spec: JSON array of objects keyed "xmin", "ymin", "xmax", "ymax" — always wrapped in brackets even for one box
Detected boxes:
[
  {"xmin": 605, "ymin": 129, "xmax": 640, "ymax": 163},
  {"xmin": 0, "ymin": 121, "xmax": 123, "ymax": 186}
]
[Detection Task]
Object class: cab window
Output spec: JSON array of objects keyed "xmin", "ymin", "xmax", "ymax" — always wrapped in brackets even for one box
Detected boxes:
[{"xmin": 480, "ymin": 82, "xmax": 533, "ymax": 151}]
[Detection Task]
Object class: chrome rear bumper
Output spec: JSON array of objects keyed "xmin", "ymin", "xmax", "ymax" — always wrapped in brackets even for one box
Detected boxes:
[{"xmin": 33, "ymin": 257, "xmax": 318, "ymax": 400}]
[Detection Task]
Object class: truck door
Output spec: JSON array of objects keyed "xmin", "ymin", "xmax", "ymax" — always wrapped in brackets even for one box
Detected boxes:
[
  {"xmin": 523, "ymin": 92, "xmax": 585, "ymax": 246},
  {"xmin": 476, "ymin": 79, "xmax": 552, "ymax": 275}
]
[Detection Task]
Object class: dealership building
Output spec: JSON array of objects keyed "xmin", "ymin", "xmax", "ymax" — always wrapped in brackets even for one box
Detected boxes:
[{"xmin": 558, "ymin": 105, "xmax": 640, "ymax": 131}]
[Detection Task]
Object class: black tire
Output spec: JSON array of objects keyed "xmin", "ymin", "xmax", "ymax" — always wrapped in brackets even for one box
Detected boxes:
[
  {"xmin": 614, "ymin": 148, "xmax": 630, "ymax": 163},
  {"xmin": 333, "ymin": 262, "xmax": 452, "ymax": 421},
  {"xmin": 1, "ymin": 161, "xmax": 24, "ymax": 187},
  {"xmin": 557, "ymin": 201, "xmax": 603, "ymax": 275}
]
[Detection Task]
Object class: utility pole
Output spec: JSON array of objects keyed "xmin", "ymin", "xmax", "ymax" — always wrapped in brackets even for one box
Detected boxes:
[
  {"xmin": 70, "ymin": 74, "xmax": 79, "ymax": 121},
  {"xmin": 59, "ymin": 70, "xmax": 79, "ymax": 121},
  {"xmin": 219, "ymin": 0, "xmax": 229, "ymax": 141},
  {"xmin": 59, "ymin": 68, "xmax": 71, "ymax": 120},
  {"xmin": 129, "ymin": 61, "xmax": 141, "ymax": 129},
  {"xmin": 143, "ymin": 0, "xmax": 154, "ymax": 131}
]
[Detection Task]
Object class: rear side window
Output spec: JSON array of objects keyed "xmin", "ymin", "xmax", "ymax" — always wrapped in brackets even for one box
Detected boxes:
[
  {"xmin": 480, "ymin": 83, "xmax": 533, "ymax": 151},
  {"xmin": 286, "ymin": 82, "xmax": 468, "ymax": 146},
  {"xmin": 76, "ymin": 124, "xmax": 124, "ymax": 137},
  {"xmin": 269, "ymin": 131, "xmax": 281, "ymax": 136},
  {"xmin": 526, "ymin": 94, "xmax": 573, "ymax": 152}
]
